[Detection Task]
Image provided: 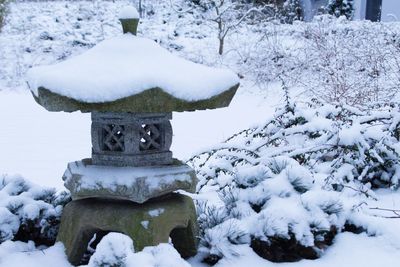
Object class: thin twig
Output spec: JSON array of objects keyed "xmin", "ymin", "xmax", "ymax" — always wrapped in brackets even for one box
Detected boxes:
[{"xmin": 369, "ymin": 207, "xmax": 400, "ymax": 218}]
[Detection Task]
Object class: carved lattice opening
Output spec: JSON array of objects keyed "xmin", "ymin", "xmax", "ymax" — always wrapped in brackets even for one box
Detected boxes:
[
  {"xmin": 139, "ymin": 124, "xmax": 162, "ymax": 151},
  {"xmin": 102, "ymin": 124, "xmax": 125, "ymax": 152}
]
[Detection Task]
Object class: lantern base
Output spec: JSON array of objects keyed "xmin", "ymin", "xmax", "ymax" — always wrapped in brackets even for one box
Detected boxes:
[{"xmin": 57, "ymin": 194, "xmax": 198, "ymax": 266}]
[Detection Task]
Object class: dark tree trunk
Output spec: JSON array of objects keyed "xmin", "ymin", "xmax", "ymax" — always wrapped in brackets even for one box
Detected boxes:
[
  {"xmin": 219, "ymin": 38, "xmax": 224, "ymax": 55},
  {"xmin": 366, "ymin": 0, "xmax": 383, "ymax": 22}
]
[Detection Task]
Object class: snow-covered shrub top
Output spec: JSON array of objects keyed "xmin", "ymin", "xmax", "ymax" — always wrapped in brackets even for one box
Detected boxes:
[
  {"xmin": 27, "ymin": 19, "xmax": 238, "ymax": 103},
  {"xmin": 190, "ymin": 100, "xmax": 400, "ymax": 260},
  {"xmin": 226, "ymin": 100, "xmax": 400, "ymax": 190},
  {"xmin": 0, "ymin": 175, "xmax": 69, "ymax": 244}
]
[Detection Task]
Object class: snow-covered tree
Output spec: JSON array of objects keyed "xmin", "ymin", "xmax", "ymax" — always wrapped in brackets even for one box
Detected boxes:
[
  {"xmin": 280, "ymin": 0, "xmax": 303, "ymax": 23},
  {"xmin": 187, "ymin": 0, "xmax": 271, "ymax": 54},
  {"xmin": 326, "ymin": 0, "xmax": 354, "ymax": 19}
]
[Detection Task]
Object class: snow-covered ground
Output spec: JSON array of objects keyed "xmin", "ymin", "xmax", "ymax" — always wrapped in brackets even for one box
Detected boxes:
[
  {"xmin": 0, "ymin": 1, "xmax": 400, "ymax": 266},
  {"xmin": 0, "ymin": 191, "xmax": 399, "ymax": 267}
]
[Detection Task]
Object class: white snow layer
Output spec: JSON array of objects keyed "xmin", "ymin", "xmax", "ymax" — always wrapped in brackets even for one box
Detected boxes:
[
  {"xmin": 27, "ymin": 35, "xmax": 239, "ymax": 103},
  {"xmin": 0, "ymin": 235, "xmax": 190, "ymax": 267},
  {"xmin": 119, "ymin": 6, "xmax": 140, "ymax": 19},
  {"xmin": 87, "ymin": 233, "xmax": 190, "ymax": 267}
]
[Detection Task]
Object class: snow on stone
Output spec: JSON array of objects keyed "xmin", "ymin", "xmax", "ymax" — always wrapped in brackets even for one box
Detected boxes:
[
  {"xmin": 27, "ymin": 34, "xmax": 239, "ymax": 103},
  {"xmin": 119, "ymin": 6, "xmax": 140, "ymax": 19},
  {"xmin": 64, "ymin": 161, "xmax": 192, "ymax": 191},
  {"xmin": 148, "ymin": 208, "xmax": 164, "ymax": 217},
  {"xmin": 141, "ymin": 220, "xmax": 149, "ymax": 229}
]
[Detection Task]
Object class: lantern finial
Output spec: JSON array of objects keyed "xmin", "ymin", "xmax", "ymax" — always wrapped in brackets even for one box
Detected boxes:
[{"xmin": 119, "ymin": 6, "xmax": 140, "ymax": 35}]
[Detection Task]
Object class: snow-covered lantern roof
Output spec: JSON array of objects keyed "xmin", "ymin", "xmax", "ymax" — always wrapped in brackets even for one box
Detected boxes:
[
  {"xmin": 26, "ymin": 6, "xmax": 240, "ymax": 168},
  {"xmin": 26, "ymin": 7, "xmax": 239, "ymax": 113}
]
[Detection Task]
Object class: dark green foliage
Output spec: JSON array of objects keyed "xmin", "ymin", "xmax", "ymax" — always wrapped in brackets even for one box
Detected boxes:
[
  {"xmin": 326, "ymin": 0, "xmax": 354, "ymax": 19},
  {"xmin": 251, "ymin": 234, "xmax": 320, "ymax": 262},
  {"xmin": 279, "ymin": 0, "xmax": 303, "ymax": 23},
  {"xmin": 0, "ymin": 0, "xmax": 8, "ymax": 31}
]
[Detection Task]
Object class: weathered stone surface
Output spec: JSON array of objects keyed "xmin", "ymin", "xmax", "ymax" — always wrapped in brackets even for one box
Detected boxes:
[
  {"xmin": 57, "ymin": 194, "xmax": 198, "ymax": 265},
  {"xmin": 32, "ymin": 84, "xmax": 239, "ymax": 113},
  {"xmin": 91, "ymin": 112, "xmax": 174, "ymax": 167},
  {"xmin": 120, "ymin": 18, "xmax": 139, "ymax": 35},
  {"xmin": 63, "ymin": 159, "xmax": 197, "ymax": 203}
]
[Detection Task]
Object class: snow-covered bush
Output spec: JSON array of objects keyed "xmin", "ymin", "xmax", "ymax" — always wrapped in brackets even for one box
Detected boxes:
[
  {"xmin": 190, "ymin": 99, "xmax": 400, "ymax": 263},
  {"xmin": 229, "ymin": 100, "xmax": 400, "ymax": 190},
  {"xmin": 0, "ymin": 175, "xmax": 70, "ymax": 245},
  {"xmin": 245, "ymin": 16, "xmax": 400, "ymax": 105}
]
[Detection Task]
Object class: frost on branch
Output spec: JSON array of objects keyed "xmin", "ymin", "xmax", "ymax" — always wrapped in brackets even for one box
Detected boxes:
[{"xmin": 245, "ymin": 16, "xmax": 400, "ymax": 105}]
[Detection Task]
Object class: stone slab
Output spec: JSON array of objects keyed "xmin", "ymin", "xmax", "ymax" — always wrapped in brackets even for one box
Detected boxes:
[{"xmin": 63, "ymin": 159, "xmax": 197, "ymax": 203}]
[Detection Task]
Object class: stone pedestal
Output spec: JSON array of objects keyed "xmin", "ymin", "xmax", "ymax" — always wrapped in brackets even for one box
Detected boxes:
[
  {"xmin": 57, "ymin": 157, "xmax": 199, "ymax": 264},
  {"xmin": 57, "ymin": 194, "xmax": 198, "ymax": 266},
  {"xmin": 63, "ymin": 159, "xmax": 197, "ymax": 203}
]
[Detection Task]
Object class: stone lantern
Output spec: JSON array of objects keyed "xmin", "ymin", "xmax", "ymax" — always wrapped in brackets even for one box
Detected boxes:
[{"xmin": 27, "ymin": 6, "xmax": 239, "ymax": 265}]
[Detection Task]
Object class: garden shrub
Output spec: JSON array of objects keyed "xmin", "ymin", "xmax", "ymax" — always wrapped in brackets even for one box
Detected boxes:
[{"xmin": 190, "ymin": 99, "xmax": 400, "ymax": 263}]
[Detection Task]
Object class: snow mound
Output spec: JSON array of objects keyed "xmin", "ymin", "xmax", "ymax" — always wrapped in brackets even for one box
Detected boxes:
[
  {"xmin": 88, "ymin": 233, "xmax": 134, "ymax": 267},
  {"xmin": 119, "ymin": 6, "xmax": 140, "ymax": 19},
  {"xmin": 27, "ymin": 34, "xmax": 239, "ymax": 103},
  {"xmin": 88, "ymin": 233, "xmax": 190, "ymax": 267}
]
